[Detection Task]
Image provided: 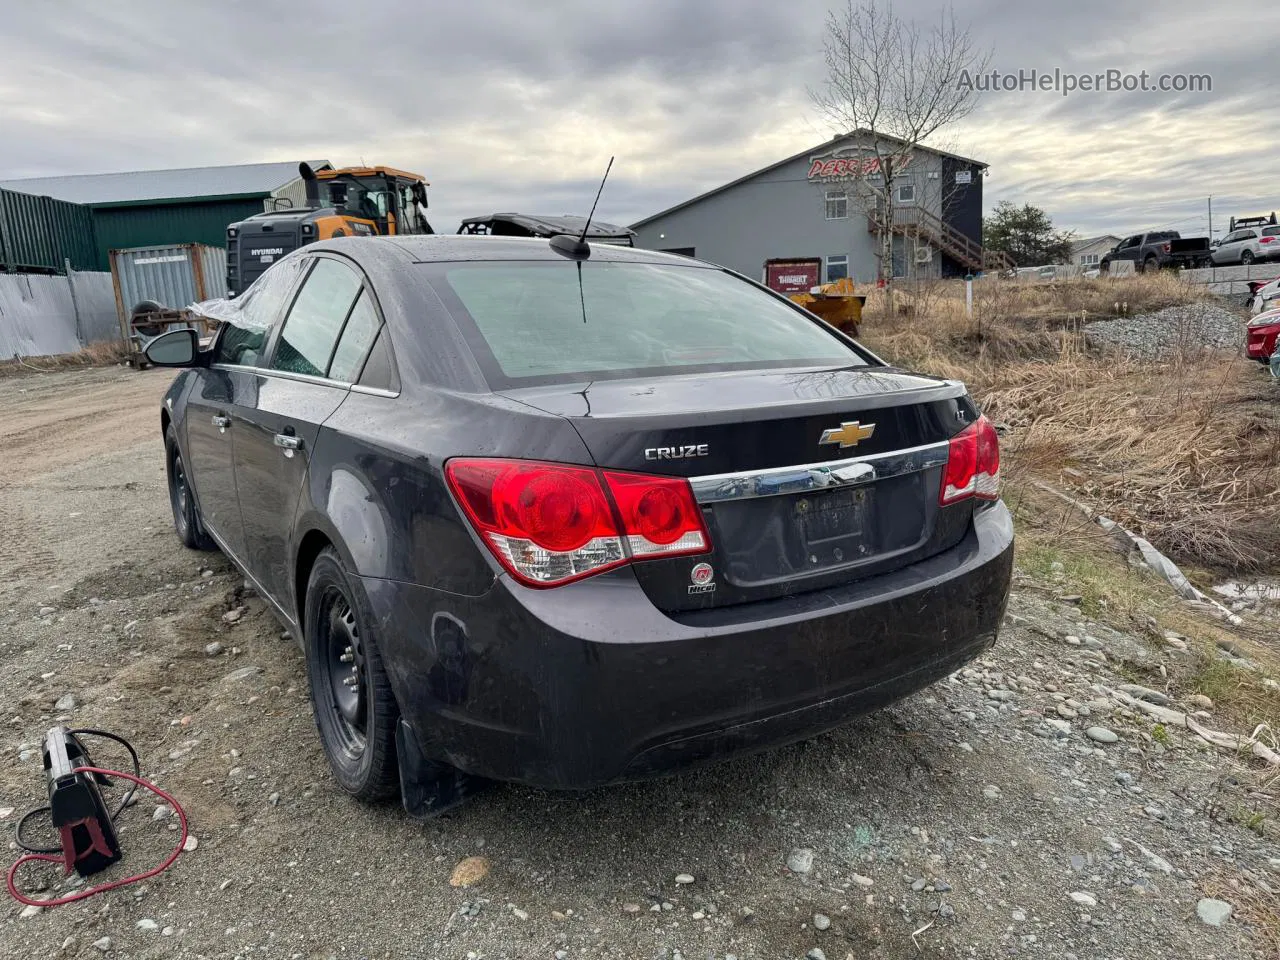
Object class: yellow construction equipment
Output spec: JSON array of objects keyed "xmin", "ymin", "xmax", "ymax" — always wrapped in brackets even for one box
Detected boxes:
[{"xmin": 225, "ymin": 163, "xmax": 433, "ymax": 296}]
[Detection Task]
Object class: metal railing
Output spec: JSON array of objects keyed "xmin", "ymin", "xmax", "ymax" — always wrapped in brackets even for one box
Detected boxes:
[{"xmin": 868, "ymin": 205, "xmax": 1014, "ymax": 273}]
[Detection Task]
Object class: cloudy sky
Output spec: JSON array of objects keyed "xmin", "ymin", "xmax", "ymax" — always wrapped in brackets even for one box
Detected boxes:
[{"xmin": 1, "ymin": 0, "xmax": 1276, "ymax": 240}]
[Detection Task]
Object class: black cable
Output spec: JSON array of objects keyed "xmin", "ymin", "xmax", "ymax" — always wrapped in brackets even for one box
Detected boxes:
[
  {"xmin": 13, "ymin": 729, "xmax": 143, "ymax": 855},
  {"xmin": 70, "ymin": 730, "xmax": 142, "ymax": 814}
]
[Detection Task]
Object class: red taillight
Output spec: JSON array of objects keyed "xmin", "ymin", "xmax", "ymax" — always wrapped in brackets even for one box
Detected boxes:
[
  {"xmin": 445, "ymin": 458, "xmax": 709, "ymax": 587},
  {"xmin": 602, "ymin": 470, "xmax": 709, "ymax": 558},
  {"xmin": 1261, "ymin": 236, "xmax": 1277, "ymax": 244},
  {"xmin": 1161, "ymin": 241, "xmax": 1171, "ymax": 253},
  {"xmin": 940, "ymin": 416, "xmax": 1001, "ymax": 505}
]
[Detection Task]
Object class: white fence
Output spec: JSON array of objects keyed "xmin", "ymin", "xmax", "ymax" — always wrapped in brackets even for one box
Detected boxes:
[{"xmin": 0, "ymin": 270, "xmax": 120, "ymax": 359}]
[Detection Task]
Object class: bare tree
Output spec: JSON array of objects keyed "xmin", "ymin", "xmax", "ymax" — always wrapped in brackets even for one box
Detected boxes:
[{"xmin": 810, "ymin": 2, "xmax": 990, "ymax": 310}]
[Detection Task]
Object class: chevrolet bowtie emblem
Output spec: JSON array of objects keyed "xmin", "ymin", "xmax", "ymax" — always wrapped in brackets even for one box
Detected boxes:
[{"xmin": 819, "ymin": 420, "xmax": 876, "ymax": 448}]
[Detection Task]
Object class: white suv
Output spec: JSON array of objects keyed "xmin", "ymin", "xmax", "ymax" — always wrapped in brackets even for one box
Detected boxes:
[{"xmin": 1211, "ymin": 224, "xmax": 1280, "ymax": 265}]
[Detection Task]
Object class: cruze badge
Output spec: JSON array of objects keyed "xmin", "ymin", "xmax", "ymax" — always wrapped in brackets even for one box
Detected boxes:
[
  {"xmin": 818, "ymin": 420, "xmax": 876, "ymax": 449},
  {"xmin": 688, "ymin": 562, "xmax": 716, "ymax": 595},
  {"xmin": 645, "ymin": 444, "xmax": 709, "ymax": 461}
]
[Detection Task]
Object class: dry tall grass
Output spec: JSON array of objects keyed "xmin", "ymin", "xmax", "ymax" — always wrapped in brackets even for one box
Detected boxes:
[
  {"xmin": 860, "ymin": 274, "xmax": 1280, "ymax": 573},
  {"xmin": 0, "ymin": 340, "xmax": 130, "ymax": 377}
]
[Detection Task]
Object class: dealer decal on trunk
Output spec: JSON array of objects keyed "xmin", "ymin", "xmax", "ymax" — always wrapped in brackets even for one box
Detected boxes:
[{"xmin": 688, "ymin": 562, "xmax": 716, "ymax": 595}]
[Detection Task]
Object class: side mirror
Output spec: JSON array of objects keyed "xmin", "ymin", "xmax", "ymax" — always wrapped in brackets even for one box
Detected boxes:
[{"xmin": 145, "ymin": 328, "xmax": 199, "ymax": 367}]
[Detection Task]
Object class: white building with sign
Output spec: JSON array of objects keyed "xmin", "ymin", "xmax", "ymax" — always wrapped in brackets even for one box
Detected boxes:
[{"xmin": 632, "ymin": 130, "xmax": 1003, "ymax": 283}]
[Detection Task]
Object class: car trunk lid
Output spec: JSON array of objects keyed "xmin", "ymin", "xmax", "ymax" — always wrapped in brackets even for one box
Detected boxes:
[{"xmin": 500, "ymin": 365, "xmax": 977, "ymax": 612}]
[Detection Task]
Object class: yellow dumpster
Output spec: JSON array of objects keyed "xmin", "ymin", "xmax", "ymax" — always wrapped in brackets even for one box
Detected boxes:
[{"xmin": 787, "ymin": 276, "xmax": 866, "ymax": 337}]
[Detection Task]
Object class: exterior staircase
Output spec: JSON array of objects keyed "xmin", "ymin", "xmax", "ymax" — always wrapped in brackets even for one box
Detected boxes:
[{"xmin": 868, "ymin": 204, "xmax": 1014, "ymax": 274}]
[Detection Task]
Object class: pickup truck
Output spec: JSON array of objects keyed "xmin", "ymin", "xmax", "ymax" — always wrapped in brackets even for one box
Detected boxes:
[{"xmin": 1099, "ymin": 231, "xmax": 1211, "ymax": 273}]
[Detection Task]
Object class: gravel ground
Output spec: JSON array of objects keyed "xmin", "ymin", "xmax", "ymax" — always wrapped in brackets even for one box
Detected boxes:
[
  {"xmin": 1, "ymin": 366, "xmax": 1277, "ymax": 960},
  {"xmin": 1085, "ymin": 303, "xmax": 1247, "ymax": 360}
]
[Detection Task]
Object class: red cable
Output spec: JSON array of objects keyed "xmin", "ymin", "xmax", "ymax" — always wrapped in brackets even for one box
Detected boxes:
[{"xmin": 6, "ymin": 766, "xmax": 189, "ymax": 909}]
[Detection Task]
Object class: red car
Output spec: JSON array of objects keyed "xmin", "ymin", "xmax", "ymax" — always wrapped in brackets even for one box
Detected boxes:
[{"xmin": 1246, "ymin": 307, "xmax": 1280, "ymax": 363}]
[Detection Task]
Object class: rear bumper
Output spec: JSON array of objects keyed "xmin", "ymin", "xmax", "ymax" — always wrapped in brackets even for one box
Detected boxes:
[
  {"xmin": 365, "ymin": 502, "xmax": 1014, "ymax": 789},
  {"xmin": 1246, "ymin": 325, "xmax": 1280, "ymax": 360}
]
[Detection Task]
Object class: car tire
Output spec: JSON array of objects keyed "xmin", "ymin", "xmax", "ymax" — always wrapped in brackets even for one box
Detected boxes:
[
  {"xmin": 165, "ymin": 423, "xmax": 216, "ymax": 551},
  {"xmin": 1241, "ymin": 251, "xmax": 1255, "ymax": 265},
  {"xmin": 304, "ymin": 547, "xmax": 400, "ymax": 802},
  {"xmin": 1143, "ymin": 257, "xmax": 1159, "ymax": 274}
]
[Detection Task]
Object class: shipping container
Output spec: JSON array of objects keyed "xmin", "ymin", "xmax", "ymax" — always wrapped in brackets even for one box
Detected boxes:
[
  {"xmin": 109, "ymin": 242, "xmax": 227, "ymax": 332},
  {"xmin": 0, "ymin": 188, "xmax": 101, "ymax": 273}
]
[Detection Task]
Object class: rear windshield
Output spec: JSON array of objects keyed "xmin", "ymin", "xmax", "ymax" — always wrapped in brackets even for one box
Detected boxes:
[
  {"xmin": 1264, "ymin": 226, "xmax": 1280, "ymax": 237},
  {"xmin": 424, "ymin": 260, "xmax": 864, "ymax": 387}
]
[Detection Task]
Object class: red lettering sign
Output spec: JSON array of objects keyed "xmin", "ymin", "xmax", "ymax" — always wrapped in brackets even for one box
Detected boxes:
[{"xmin": 806, "ymin": 152, "xmax": 912, "ymax": 180}]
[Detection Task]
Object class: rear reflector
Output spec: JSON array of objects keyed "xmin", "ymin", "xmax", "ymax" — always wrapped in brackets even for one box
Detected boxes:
[
  {"xmin": 940, "ymin": 416, "xmax": 1001, "ymax": 505},
  {"xmin": 445, "ymin": 459, "xmax": 709, "ymax": 587}
]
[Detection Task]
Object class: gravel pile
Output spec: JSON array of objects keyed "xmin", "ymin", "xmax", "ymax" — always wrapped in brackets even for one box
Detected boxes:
[{"xmin": 1085, "ymin": 302, "xmax": 1245, "ymax": 360}]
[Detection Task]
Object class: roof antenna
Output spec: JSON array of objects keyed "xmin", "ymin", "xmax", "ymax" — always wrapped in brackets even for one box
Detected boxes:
[{"xmin": 550, "ymin": 156, "xmax": 614, "ymax": 260}]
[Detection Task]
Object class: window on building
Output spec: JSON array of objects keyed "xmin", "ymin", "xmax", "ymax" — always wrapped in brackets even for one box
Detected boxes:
[
  {"xmin": 891, "ymin": 237, "xmax": 908, "ymax": 279},
  {"xmin": 825, "ymin": 255, "xmax": 848, "ymax": 282},
  {"xmin": 825, "ymin": 191, "xmax": 848, "ymax": 220},
  {"xmin": 895, "ymin": 182, "xmax": 916, "ymax": 204}
]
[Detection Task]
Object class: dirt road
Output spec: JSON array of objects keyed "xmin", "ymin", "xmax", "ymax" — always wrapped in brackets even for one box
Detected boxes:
[{"xmin": 0, "ymin": 366, "xmax": 1275, "ymax": 960}]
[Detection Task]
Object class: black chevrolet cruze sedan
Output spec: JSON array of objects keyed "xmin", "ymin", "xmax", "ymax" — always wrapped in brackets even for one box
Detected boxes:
[{"xmin": 146, "ymin": 235, "xmax": 1013, "ymax": 813}]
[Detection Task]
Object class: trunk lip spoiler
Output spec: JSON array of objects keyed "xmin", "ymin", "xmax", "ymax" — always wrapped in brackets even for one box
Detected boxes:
[{"xmin": 688, "ymin": 440, "xmax": 951, "ymax": 505}]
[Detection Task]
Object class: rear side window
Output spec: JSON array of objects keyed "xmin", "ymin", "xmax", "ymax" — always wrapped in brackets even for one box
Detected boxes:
[
  {"xmin": 427, "ymin": 261, "xmax": 862, "ymax": 386},
  {"xmin": 357, "ymin": 327, "xmax": 401, "ymax": 393},
  {"xmin": 210, "ymin": 257, "xmax": 306, "ymax": 367},
  {"xmin": 271, "ymin": 258, "xmax": 363, "ymax": 377},
  {"xmin": 328, "ymin": 290, "xmax": 381, "ymax": 383}
]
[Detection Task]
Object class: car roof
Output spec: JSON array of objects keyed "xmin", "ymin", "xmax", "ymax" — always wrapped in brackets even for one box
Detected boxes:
[
  {"xmin": 306, "ymin": 234, "xmax": 710, "ymax": 267},
  {"xmin": 458, "ymin": 213, "xmax": 635, "ymax": 240}
]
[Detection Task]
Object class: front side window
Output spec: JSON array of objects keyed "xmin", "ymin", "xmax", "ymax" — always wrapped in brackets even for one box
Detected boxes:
[
  {"xmin": 825, "ymin": 191, "xmax": 848, "ymax": 220},
  {"xmin": 825, "ymin": 255, "xmax": 849, "ymax": 282},
  {"xmin": 271, "ymin": 258, "xmax": 363, "ymax": 378},
  {"xmin": 210, "ymin": 256, "xmax": 306, "ymax": 367},
  {"xmin": 427, "ymin": 260, "xmax": 864, "ymax": 386}
]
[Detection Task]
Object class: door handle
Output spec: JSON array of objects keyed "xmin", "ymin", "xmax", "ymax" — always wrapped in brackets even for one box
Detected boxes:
[
  {"xmin": 212, "ymin": 414, "xmax": 230, "ymax": 431},
  {"xmin": 274, "ymin": 433, "xmax": 303, "ymax": 451}
]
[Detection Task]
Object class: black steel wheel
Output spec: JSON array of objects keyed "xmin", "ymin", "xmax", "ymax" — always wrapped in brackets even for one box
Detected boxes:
[
  {"xmin": 165, "ymin": 424, "xmax": 215, "ymax": 551},
  {"xmin": 305, "ymin": 547, "xmax": 399, "ymax": 801}
]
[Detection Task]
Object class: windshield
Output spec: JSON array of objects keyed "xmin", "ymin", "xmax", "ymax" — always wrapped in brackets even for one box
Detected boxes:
[
  {"xmin": 423, "ymin": 260, "xmax": 865, "ymax": 387},
  {"xmin": 328, "ymin": 175, "xmax": 392, "ymax": 222}
]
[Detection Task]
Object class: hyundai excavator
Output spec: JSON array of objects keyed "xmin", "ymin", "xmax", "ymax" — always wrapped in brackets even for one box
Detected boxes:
[{"xmin": 225, "ymin": 162, "xmax": 433, "ymax": 295}]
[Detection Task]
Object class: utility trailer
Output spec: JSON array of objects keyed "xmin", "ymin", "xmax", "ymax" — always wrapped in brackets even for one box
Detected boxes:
[{"xmin": 109, "ymin": 243, "xmax": 225, "ymax": 368}]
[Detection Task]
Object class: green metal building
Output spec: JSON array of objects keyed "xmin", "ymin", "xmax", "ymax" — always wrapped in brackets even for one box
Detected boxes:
[{"xmin": 0, "ymin": 160, "xmax": 329, "ymax": 271}]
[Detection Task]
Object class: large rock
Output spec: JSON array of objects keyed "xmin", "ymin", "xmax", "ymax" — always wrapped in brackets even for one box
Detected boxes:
[{"xmin": 1196, "ymin": 898, "xmax": 1233, "ymax": 926}]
